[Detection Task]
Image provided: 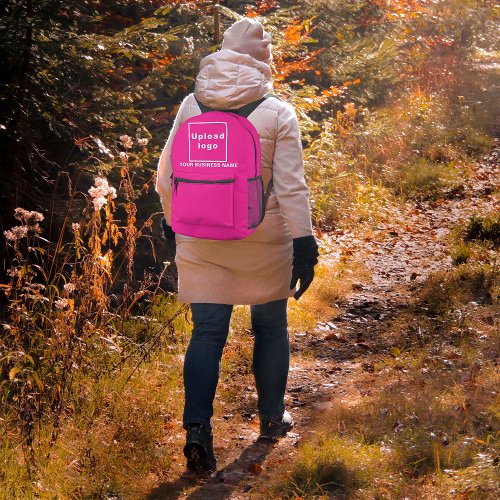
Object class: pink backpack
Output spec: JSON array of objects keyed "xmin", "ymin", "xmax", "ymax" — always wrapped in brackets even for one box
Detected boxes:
[{"xmin": 169, "ymin": 93, "xmax": 276, "ymax": 240}]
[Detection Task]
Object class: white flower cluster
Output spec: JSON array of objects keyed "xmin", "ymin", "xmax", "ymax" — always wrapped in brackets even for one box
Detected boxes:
[
  {"xmin": 119, "ymin": 134, "xmax": 133, "ymax": 149},
  {"xmin": 14, "ymin": 208, "xmax": 44, "ymax": 227},
  {"xmin": 88, "ymin": 177, "xmax": 117, "ymax": 211},
  {"xmin": 4, "ymin": 225, "xmax": 28, "ymax": 242},
  {"xmin": 4, "ymin": 207, "xmax": 44, "ymax": 241},
  {"xmin": 54, "ymin": 298, "xmax": 69, "ymax": 310}
]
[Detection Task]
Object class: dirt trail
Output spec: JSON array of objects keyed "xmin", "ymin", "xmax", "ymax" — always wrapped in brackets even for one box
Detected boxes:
[{"xmin": 146, "ymin": 145, "xmax": 499, "ymax": 499}]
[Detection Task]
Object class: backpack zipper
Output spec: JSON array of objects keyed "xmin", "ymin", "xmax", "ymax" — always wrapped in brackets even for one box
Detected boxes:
[{"xmin": 173, "ymin": 177, "xmax": 234, "ymax": 192}]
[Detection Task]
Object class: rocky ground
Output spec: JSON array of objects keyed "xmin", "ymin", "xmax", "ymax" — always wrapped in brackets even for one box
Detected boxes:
[{"xmin": 146, "ymin": 145, "xmax": 499, "ymax": 499}]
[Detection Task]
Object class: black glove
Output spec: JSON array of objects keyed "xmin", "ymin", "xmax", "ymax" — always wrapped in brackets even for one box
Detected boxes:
[
  {"xmin": 161, "ymin": 217, "xmax": 176, "ymax": 241},
  {"xmin": 290, "ymin": 235, "xmax": 319, "ymax": 300},
  {"xmin": 162, "ymin": 217, "xmax": 176, "ymax": 260}
]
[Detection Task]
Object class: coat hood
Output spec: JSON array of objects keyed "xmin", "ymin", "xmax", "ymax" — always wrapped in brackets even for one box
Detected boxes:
[{"xmin": 194, "ymin": 49, "xmax": 273, "ymax": 110}]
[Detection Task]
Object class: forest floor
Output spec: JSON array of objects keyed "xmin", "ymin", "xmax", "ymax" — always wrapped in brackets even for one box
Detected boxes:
[{"xmin": 145, "ymin": 144, "xmax": 499, "ymax": 499}]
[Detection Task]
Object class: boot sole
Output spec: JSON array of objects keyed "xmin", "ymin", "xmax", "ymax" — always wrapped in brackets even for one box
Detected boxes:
[{"xmin": 183, "ymin": 443, "xmax": 216, "ymax": 473}]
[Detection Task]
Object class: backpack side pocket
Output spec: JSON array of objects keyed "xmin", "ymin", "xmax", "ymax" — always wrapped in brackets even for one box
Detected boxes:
[{"xmin": 247, "ymin": 175, "xmax": 264, "ymax": 229}]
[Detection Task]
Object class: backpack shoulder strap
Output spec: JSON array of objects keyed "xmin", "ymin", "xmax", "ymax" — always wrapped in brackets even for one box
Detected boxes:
[
  {"xmin": 238, "ymin": 93, "xmax": 282, "ymax": 118},
  {"xmin": 193, "ymin": 94, "xmax": 212, "ymax": 114},
  {"xmin": 258, "ymin": 94, "xmax": 281, "ymax": 208},
  {"xmin": 193, "ymin": 93, "xmax": 280, "ymax": 118}
]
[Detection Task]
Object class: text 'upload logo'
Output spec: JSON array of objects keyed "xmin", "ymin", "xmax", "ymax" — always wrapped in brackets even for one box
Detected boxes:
[{"xmin": 188, "ymin": 122, "xmax": 228, "ymax": 162}]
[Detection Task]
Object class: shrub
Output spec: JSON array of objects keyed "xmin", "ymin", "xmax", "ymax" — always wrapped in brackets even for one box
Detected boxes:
[{"xmin": 465, "ymin": 214, "xmax": 500, "ymax": 247}]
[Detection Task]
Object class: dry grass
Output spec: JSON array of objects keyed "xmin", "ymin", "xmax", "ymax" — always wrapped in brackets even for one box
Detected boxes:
[
  {"xmin": 0, "ymin": 291, "xmax": 193, "ymax": 499},
  {"xmin": 271, "ymin": 261, "xmax": 500, "ymax": 499},
  {"xmin": 275, "ymin": 359, "xmax": 499, "ymax": 499},
  {"xmin": 287, "ymin": 258, "xmax": 368, "ymax": 333},
  {"xmin": 1, "ymin": 346, "xmax": 187, "ymax": 499},
  {"xmin": 304, "ymin": 82, "xmax": 493, "ymax": 230},
  {"xmin": 280, "ymin": 435, "xmax": 399, "ymax": 498}
]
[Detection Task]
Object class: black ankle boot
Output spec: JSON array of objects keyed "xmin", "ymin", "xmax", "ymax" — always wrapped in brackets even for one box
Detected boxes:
[
  {"xmin": 183, "ymin": 424, "xmax": 217, "ymax": 473},
  {"xmin": 259, "ymin": 410, "xmax": 294, "ymax": 441}
]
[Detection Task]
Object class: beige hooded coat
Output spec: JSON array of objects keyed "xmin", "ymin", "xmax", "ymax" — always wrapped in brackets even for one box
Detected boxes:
[{"xmin": 155, "ymin": 49, "xmax": 314, "ymax": 305}]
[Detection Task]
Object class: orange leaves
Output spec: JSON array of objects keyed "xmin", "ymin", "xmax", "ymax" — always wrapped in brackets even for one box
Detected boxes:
[
  {"xmin": 155, "ymin": 53, "xmax": 177, "ymax": 68},
  {"xmin": 291, "ymin": 79, "xmax": 361, "ymax": 110},
  {"xmin": 322, "ymin": 86, "xmax": 342, "ymax": 98},
  {"xmin": 357, "ymin": 0, "xmax": 427, "ymax": 26},
  {"xmin": 321, "ymin": 79, "xmax": 361, "ymax": 97},
  {"xmin": 283, "ymin": 17, "xmax": 315, "ymax": 45},
  {"xmin": 146, "ymin": 49, "xmax": 178, "ymax": 70},
  {"xmin": 273, "ymin": 48, "xmax": 325, "ymax": 83},
  {"xmin": 321, "ymin": 84, "xmax": 345, "ymax": 99},
  {"xmin": 284, "ymin": 23, "xmax": 304, "ymax": 44},
  {"xmin": 245, "ymin": 0, "xmax": 277, "ymax": 18},
  {"xmin": 272, "ymin": 16, "xmax": 322, "ymax": 84},
  {"xmin": 272, "ymin": 16, "xmax": 361, "ymax": 113}
]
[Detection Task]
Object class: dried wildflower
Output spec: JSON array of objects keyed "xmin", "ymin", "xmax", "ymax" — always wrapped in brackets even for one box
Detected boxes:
[
  {"xmin": 137, "ymin": 138, "xmax": 149, "ymax": 146},
  {"xmin": 4, "ymin": 225, "xmax": 29, "ymax": 242},
  {"xmin": 30, "ymin": 283, "xmax": 46, "ymax": 292},
  {"xmin": 63, "ymin": 283, "xmax": 75, "ymax": 295},
  {"xmin": 14, "ymin": 208, "xmax": 44, "ymax": 223},
  {"xmin": 54, "ymin": 298, "xmax": 69, "ymax": 310},
  {"xmin": 14, "ymin": 208, "xmax": 29, "ymax": 220},
  {"xmin": 71, "ymin": 222, "xmax": 80, "ymax": 232},
  {"xmin": 119, "ymin": 151, "xmax": 129, "ymax": 163},
  {"xmin": 98, "ymin": 254, "xmax": 110, "ymax": 264},
  {"xmin": 13, "ymin": 208, "xmax": 44, "ymax": 230},
  {"xmin": 119, "ymin": 134, "xmax": 133, "ymax": 149},
  {"xmin": 92, "ymin": 196, "xmax": 107, "ymax": 211},
  {"xmin": 88, "ymin": 177, "xmax": 117, "ymax": 211}
]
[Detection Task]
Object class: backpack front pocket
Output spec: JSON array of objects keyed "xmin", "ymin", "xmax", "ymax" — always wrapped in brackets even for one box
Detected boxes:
[{"xmin": 172, "ymin": 176, "xmax": 235, "ymax": 227}]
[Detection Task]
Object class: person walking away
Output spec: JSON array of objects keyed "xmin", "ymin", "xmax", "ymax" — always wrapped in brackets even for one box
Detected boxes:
[{"xmin": 155, "ymin": 18, "xmax": 319, "ymax": 474}]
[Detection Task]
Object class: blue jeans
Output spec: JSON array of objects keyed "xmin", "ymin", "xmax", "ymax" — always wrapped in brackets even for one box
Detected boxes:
[{"xmin": 183, "ymin": 298, "xmax": 289, "ymax": 429}]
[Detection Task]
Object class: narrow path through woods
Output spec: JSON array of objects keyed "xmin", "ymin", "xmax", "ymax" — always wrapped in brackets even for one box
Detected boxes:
[{"xmin": 146, "ymin": 145, "xmax": 499, "ymax": 499}]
